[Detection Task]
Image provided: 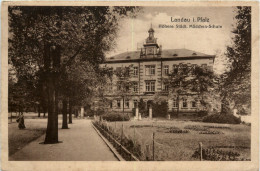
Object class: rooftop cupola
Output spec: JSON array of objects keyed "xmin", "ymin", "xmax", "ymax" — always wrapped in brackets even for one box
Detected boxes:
[
  {"xmin": 141, "ymin": 24, "xmax": 161, "ymax": 58},
  {"xmin": 146, "ymin": 24, "xmax": 157, "ymax": 45}
]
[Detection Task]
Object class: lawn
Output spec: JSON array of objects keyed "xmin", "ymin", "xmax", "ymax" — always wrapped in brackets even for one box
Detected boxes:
[
  {"xmin": 104, "ymin": 118, "xmax": 251, "ymax": 161},
  {"xmin": 8, "ymin": 118, "xmax": 47, "ymax": 156}
]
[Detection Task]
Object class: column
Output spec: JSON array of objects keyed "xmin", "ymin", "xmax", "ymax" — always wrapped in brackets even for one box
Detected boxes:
[
  {"xmin": 135, "ymin": 108, "xmax": 139, "ymax": 120},
  {"xmin": 149, "ymin": 107, "xmax": 152, "ymax": 119},
  {"xmin": 81, "ymin": 106, "xmax": 84, "ymax": 118}
]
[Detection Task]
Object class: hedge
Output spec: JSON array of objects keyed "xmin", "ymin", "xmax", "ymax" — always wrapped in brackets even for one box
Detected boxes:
[
  {"xmin": 102, "ymin": 113, "xmax": 130, "ymax": 121},
  {"xmin": 202, "ymin": 113, "xmax": 241, "ymax": 124},
  {"xmin": 197, "ymin": 110, "xmax": 208, "ymax": 117}
]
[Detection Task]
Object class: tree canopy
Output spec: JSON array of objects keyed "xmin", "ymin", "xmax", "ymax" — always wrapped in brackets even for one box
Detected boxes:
[
  {"xmin": 222, "ymin": 6, "xmax": 251, "ymax": 113},
  {"xmin": 8, "ymin": 6, "xmax": 141, "ymax": 143},
  {"xmin": 8, "ymin": 6, "xmax": 141, "ymax": 109},
  {"xmin": 165, "ymin": 64, "xmax": 216, "ymax": 115}
]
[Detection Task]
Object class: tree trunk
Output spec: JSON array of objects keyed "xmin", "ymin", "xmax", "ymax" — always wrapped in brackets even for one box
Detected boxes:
[
  {"xmin": 43, "ymin": 109, "xmax": 46, "ymax": 117},
  {"xmin": 62, "ymin": 99, "xmax": 69, "ymax": 129},
  {"xmin": 177, "ymin": 95, "xmax": 180, "ymax": 117},
  {"xmin": 69, "ymin": 104, "xmax": 72, "ymax": 124},
  {"xmin": 122, "ymin": 97, "xmax": 125, "ymax": 121},
  {"xmin": 221, "ymin": 99, "xmax": 230, "ymax": 115},
  {"xmin": 38, "ymin": 104, "xmax": 41, "ymax": 117},
  {"xmin": 75, "ymin": 109, "xmax": 78, "ymax": 118},
  {"xmin": 44, "ymin": 74, "xmax": 59, "ymax": 144},
  {"xmin": 10, "ymin": 111, "xmax": 12, "ymax": 123},
  {"xmin": 44, "ymin": 43, "xmax": 60, "ymax": 144}
]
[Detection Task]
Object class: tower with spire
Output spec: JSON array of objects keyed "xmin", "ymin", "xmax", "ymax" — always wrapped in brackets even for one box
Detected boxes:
[{"xmin": 141, "ymin": 24, "xmax": 161, "ymax": 58}]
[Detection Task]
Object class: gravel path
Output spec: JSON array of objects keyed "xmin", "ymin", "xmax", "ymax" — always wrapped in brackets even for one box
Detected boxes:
[{"xmin": 9, "ymin": 119, "xmax": 118, "ymax": 161}]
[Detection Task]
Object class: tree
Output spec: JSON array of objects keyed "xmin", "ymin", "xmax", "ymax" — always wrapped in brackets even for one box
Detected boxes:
[
  {"xmin": 138, "ymin": 98, "xmax": 146, "ymax": 116},
  {"xmin": 8, "ymin": 6, "xmax": 140, "ymax": 143},
  {"xmin": 114, "ymin": 66, "xmax": 134, "ymax": 116},
  {"xmin": 221, "ymin": 7, "xmax": 251, "ymax": 114},
  {"xmin": 165, "ymin": 65, "xmax": 216, "ymax": 116}
]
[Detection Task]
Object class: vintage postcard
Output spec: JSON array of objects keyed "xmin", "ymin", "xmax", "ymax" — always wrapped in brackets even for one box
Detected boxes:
[{"xmin": 1, "ymin": 1, "xmax": 259, "ymax": 171}]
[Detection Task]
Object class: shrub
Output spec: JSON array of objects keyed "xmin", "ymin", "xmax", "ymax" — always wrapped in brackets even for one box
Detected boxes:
[
  {"xmin": 238, "ymin": 107, "xmax": 248, "ymax": 115},
  {"xmin": 202, "ymin": 113, "xmax": 241, "ymax": 124},
  {"xmin": 197, "ymin": 110, "xmax": 208, "ymax": 117},
  {"xmin": 138, "ymin": 98, "xmax": 147, "ymax": 116},
  {"xmin": 102, "ymin": 113, "xmax": 130, "ymax": 121},
  {"xmin": 153, "ymin": 101, "xmax": 168, "ymax": 117}
]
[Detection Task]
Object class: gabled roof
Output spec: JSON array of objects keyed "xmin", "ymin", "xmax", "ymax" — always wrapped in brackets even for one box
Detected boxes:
[{"xmin": 105, "ymin": 48, "xmax": 214, "ymax": 63}]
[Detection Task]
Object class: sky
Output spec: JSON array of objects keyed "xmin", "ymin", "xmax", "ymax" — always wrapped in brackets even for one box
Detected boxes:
[{"xmin": 106, "ymin": 7, "xmax": 237, "ymax": 74}]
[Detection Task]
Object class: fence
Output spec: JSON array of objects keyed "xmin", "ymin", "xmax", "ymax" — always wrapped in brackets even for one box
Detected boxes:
[
  {"xmin": 93, "ymin": 118, "xmax": 181, "ymax": 161},
  {"xmin": 93, "ymin": 120, "xmax": 140, "ymax": 161},
  {"xmin": 93, "ymin": 116, "xmax": 250, "ymax": 161}
]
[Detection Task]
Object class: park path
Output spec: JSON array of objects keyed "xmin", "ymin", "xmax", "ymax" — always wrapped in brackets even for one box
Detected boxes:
[{"xmin": 9, "ymin": 119, "xmax": 118, "ymax": 161}]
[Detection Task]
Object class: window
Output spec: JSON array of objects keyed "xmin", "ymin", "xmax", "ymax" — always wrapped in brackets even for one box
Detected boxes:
[
  {"xmin": 145, "ymin": 81, "xmax": 155, "ymax": 92},
  {"xmin": 133, "ymin": 82, "xmax": 138, "ymax": 92},
  {"xmin": 117, "ymin": 84, "xmax": 121, "ymax": 91},
  {"xmin": 116, "ymin": 67, "xmax": 121, "ymax": 72},
  {"xmin": 164, "ymin": 65, "xmax": 169, "ymax": 75},
  {"xmin": 191, "ymin": 101, "xmax": 196, "ymax": 108},
  {"xmin": 202, "ymin": 64, "xmax": 207, "ymax": 68},
  {"xmin": 182, "ymin": 64, "xmax": 188, "ymax": 72},
  {"xmin": 125, "ymin": 67, "xmax": 130, "ymax": 77},
  {"xmin": 145, "ymin": 65, "xmax": 155, "ymax": 75},
  {"xmin": 173, "ymin": 65, "xmax": 178, "ymax": 74},
  {"xmin": 109, "ymin": 67, "xmax": 113, "ymax": 73},
  {"xmin": 117, "ymin": 100, "xmax": 121, "ymax": 108},
  {"xmin": 173, "ymin": 99, "xmax": 177, "ymax": 108},
  {"xmin": 110, "ymin": 101, "xmax": 113, "ymax": 108},
  {"xmin": 126, "ymin": 85, "xmax": 129, "ymax": 91},
  {"xmin": 191, "ymin": 64, "xmax": 197, "ymax": 69},
  {"xmin": 191, "ymin": 64, "xmax": 197, "ymax": 75},
  {"xmin": 162, "ymin": 83, "xmax": 169, "ymax": 91},
  {"xmin": 133, "ymin": 67, "xmax": 138, "ymax": 76},
  {"xmin": 108, "ymin": 83, "xmax": 113, "ymax": 91},
  {"xmin": 179, "ymin": 64, "xmax": 184, "ymax": 71},
  {"xmin": 125, "ymin": 100, "xmax": 129, "ymax": 108},
  {"xmin": 133, "ymin": 100, "xmax": 138, "ymax": 108},
  {"xmin": 183, "ymin": 99, "xmax": 188, "ymax": 108}
]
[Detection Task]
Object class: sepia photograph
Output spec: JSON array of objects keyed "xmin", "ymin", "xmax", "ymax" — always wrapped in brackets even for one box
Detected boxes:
[{"xmin": 1, "ymin": 1, "xmax": 259, "ymax": 171}]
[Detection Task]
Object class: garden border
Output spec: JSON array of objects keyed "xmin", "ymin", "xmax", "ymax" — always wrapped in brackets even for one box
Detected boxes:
[
  {"xmin": 92, "ymin": 121, "xmax": 140, "ymax": 161},
  {"xmin": 91, "ymin": 122, "xmax": 124, "ymax": 161}
]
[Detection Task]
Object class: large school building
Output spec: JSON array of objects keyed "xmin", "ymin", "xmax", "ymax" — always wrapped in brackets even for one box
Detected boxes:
[{"xmin": 100, "ymin": 26, "xmax": 215, "ymax": 115}]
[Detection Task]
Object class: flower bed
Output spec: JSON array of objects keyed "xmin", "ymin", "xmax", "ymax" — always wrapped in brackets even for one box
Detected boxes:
[
  {"xmin": 203, "ymin": 125, "xmax": 231, "ymax": 129},
  {"xmin": 167, "ymin": 129, "xmax": 189, "ymax": 134},
  {"xmin": 184, "ymin": 125, "xmax": 208, "ymax": 131},
  {"xmin": 192, "ymin": 147, "xmax": 243, "ymax": 161},
  {"xmin": 199, "ymin": 130, "xmax": 222, "ymax": 134}
]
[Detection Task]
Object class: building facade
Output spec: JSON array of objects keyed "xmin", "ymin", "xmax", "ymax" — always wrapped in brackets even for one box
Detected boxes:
[{"xmin": 101, "ymin": 27, "xmax": 215, "ymax": 114}]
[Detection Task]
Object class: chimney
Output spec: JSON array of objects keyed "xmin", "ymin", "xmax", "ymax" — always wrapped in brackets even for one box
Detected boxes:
[{"xmin": 159, "ymin": 45, "xmax": 162, "ymax": 55}]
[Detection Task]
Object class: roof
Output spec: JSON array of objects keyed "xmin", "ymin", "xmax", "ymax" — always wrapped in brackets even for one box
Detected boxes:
[
  {"xmin": 148, "ymin": 27, "xmax": 155, "ymax": 32},
  {"xmin": 105, "ymin": 48, "xmax": 214, "ymax": 63}
]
